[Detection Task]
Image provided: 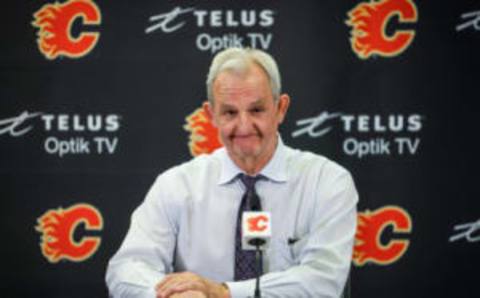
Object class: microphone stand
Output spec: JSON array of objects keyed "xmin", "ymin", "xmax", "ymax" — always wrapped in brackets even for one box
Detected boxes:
[
  {"xmin": 249, "ymin": 238, "xmax": 265, "ymax": 298},
  {"xmin": 250, "ymin": 194, "xmax": 263, "ymax": 298},
  {"xmin": 254, "ymin": 244, "xmax": 262, "ymax": 298}
]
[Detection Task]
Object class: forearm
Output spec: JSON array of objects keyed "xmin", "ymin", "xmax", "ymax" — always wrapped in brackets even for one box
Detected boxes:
[
  {"xmin": 226, "ymin": 260, "xmax": 350, "ymax": 298},
  {"xmin": 263, "ymin": 262, "xmax": 349, "ymax": 297},
  {"xmin": 108, "ymin": 282, "xmax": 156, "ymax": 298},
  {"xmin": 107, "ymin": 175, "xmax": 178, "ymax": 298},
  {"xmin": 106, "ymin": 259, "xmax": 165, "ymax": 298},
  {"xmin": 226, "ymin": 200, "xmax": 356, "ymax": 298}
]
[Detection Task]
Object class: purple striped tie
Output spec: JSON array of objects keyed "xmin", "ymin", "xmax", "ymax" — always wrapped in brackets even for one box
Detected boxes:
[{"xmin": 234, "ymin": 174, "xmax": 263, "ymax": 281}]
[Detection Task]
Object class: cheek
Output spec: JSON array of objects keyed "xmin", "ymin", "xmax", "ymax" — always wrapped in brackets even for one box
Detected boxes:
[
  {"xmin": 256, "ymin": 118, "xmax": 277, "ymax": 134},
  {"xmin": 218, "ymin": 122, "xmax": 234, "ymax": 138}
]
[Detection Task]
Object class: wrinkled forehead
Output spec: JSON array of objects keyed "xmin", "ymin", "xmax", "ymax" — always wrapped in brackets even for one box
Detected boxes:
[
  {"xmin": 213, "ymin": 64, "xmax": 271, "ymax": 97},
  {"xmin": 214, "ymin": 62, "xmax": 270, "ymax": 87}
]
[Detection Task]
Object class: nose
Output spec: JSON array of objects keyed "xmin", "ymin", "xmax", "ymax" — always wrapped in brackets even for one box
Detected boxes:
[{"xmin": 236, "ymin": 112, "xmax": 254, "ymax": 134}]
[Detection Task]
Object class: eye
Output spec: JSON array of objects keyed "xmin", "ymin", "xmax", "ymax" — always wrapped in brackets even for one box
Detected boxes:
[
  {"xmin": 250, "ymin": 107, "xmax": 265, "ymax": 114},
  {"xmin": 223, "ymin": 109, "xmax": 237, "ymax": 116}
]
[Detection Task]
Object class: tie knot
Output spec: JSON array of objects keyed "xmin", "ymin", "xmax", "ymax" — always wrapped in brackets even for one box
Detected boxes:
[
  {"xmin": 239, "ymin": 174, "xmax": 262, "ymax": 211},
  {"xmin": 240, "ymin": 174, "xmax": 260, "ymax": 191}
]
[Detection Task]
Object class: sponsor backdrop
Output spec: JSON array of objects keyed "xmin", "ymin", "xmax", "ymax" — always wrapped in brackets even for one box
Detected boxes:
[{"xmin": 1, "ymin": 0, "xmax": 479, "ymax": 297}]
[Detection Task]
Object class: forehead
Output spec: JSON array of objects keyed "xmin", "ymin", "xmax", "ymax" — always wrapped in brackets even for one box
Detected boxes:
[{"xmin": 212, "ymin": 63, "xmax": 272, "ymax": 103}]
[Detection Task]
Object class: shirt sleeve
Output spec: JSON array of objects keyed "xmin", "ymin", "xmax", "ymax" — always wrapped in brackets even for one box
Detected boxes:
[
  {"xmin": 226, "ymin": 166, "xmax": 358, "ymax": 298},
  {"xmin": 106, "ymin": 175, "xmax": 178, "ymax": 298}
]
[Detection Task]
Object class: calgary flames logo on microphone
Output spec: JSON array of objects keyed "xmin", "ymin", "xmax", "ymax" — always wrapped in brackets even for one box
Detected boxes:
[
  {"xmin": 346, "ymin": 0, "xmax": 417, "ymax": 59},
  {"xmin": 248, "ymin": 215, "xmax": 269, "ymax": 232},
  {"xmin": 184, "ymin": 106, "xmax": 222, "ymax": 156},
  {"xmin": 35, "ymin": 203, "xmax": 103, "ymax": 263},
  {"xmin": 32, "ymin": 0, "xmax": 101, "ymax": 60},
  {"xmin": 353, "ymin": 205, "xmax": 411, "ymax": 266}
]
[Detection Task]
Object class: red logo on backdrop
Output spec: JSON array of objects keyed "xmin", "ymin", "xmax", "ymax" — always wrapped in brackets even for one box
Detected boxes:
[
  {"xmin": 184, "ymin": 106, "xmax": 222, "ymax": 156},
  {"xmin": 248, "ymin": 215, "xmax": 268, "ymax": 232},
  {"xmin": 353, "ymin": 205, "xmax": 412, "ymax": 266},
  {"xmin": 35, "ymin": 203, "xmax": 103, "ymax": 263},
  {"xmin": 346, "ymin": 0, "xmax": 417, "ymax": 59},
  {"xmin": 32, "ymin": 0, "xmax": 101, "ymax": 60}
]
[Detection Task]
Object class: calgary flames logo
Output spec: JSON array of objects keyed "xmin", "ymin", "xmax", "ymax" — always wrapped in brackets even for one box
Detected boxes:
[
  {"xmin": 32, "ymin": 0, "xmax": 101, "ymax": 60},
  {"xmin": 248, "ymin": 215, "xmax": 268, "ymax": 232},
  {"xmin": 184, "ymin": 106, "xmax": 222, "ymax": 156},
  {"xmin": 35, "ymin": 203, "xmax": 103, "ymax": 263},
  {"xmin": 353, "ymin": 205, "xmax": 411, "ymax": 266},
  {"xmin": 346, "ymin": 0, "xmax": 417, "ymax": 59}
]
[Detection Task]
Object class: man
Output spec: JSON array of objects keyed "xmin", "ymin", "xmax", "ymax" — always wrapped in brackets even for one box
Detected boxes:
[{"xmin": 106, "ymin": 48, "xmax": 358, "ymax": 298}]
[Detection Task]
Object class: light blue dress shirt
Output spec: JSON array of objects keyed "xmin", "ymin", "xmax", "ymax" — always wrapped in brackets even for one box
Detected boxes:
[{"xmin": 106, "ymin": 138, "xmax": 358, "ymax": 298}]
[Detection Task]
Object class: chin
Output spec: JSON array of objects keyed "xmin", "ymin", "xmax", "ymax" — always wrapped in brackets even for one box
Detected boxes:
[{"xmin": 235, "ymin": 147, "xmax": 261, "ymax": 158}]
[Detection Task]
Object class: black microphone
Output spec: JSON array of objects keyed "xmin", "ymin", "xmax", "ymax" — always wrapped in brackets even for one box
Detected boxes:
[
  {"xmin": 242, "ymin": 210, "xmax": 270, "ymax": 298},
  {"xmin": 243, "ymin": 184, "xmax": 266, "ymax": 298}
]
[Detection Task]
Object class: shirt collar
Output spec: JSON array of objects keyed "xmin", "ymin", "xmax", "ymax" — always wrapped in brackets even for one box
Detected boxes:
[
  {"xmin": 217, "ymin": 135, "xmax": 288, "ymax": 185},
  {"xmin": 259, "ymin": 136, "xmax": 288, "ymax": 183}
]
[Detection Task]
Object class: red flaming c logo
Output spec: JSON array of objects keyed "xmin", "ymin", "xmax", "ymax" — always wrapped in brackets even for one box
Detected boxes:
[
  {"xmin": 353, "ymin": 206, "xmax": 412, "ymax": 266},
  {"xmin": 346, "ymin": 0, "xmax": 417, "ymax": 59},
  {"xmin": 32, "ymin": 0, "xmax": 101, "ymax": 60},
  {"xmin": 35, "ymin": 203, "xmax": 103, "ymax": 263},
  {"xmin": 184, "ymin": 106, "xmax": 223, "ymax": 156},
  {"xmin": 248, "ymin": 215, "xmax": 268, "ymax": 232}
]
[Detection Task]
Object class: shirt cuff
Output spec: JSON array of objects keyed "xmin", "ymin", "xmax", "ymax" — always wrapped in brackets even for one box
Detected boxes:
[{"xmin": 225, "ymin": 279, "xmax": 256, "ymax": 298}]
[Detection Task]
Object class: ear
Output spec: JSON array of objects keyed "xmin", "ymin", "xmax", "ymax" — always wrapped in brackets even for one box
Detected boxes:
[
  {"xmin": 276, "ymin": 93, "xmax": 290, "ymax": 124},
  {"xmin": 203, "ymin": 101, "xmax": 217, "ymax": 126}
]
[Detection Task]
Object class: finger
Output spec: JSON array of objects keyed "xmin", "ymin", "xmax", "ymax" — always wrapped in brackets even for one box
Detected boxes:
[
  {"xmin": 157, "ymin": 272, "xmax": 205, "ymax": 298},
  {"xmin": 157, "ymin": 273, "xmax": 185, "ymax": 292},
  {"xmin": 156, "ymin": 273, "xmax": 182, "ymax": 290},
  {"xmin": 176, "ymin": 290, "xmax": 207, "ymax": 298},
  {"xmin": 169, "ymin": 291, "xmax": 201, "ymax": 298},
  {"xmin": 157, "ymin": 276, "xmax": 184, "ymax": 298},
  {"xmin": 160, "ymin": 279, "xmax": 206, "ymax": 298},
  {"xmin": 158, "ymin": 272, "xmax": 200, "ymax": 293},
  {"xmin": 158, "ymin": 278, "xmax": 192, "ymax": 296},
  {"xmin": 160, "ymin": 283, "xmax": 193, "ymax": 298},
  {"xmin": 185, "ymin": 290, "xmax": 208, "ymax": 298}
]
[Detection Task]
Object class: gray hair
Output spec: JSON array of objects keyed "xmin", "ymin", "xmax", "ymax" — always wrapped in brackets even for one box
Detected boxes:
[{"xmin": 206, "ymin": 48, "xmax": 282, "ymax": 104}]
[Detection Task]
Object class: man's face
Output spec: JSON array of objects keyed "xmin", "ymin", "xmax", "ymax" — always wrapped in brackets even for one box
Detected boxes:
[{"xmin": 205, "ymin": 63, "xmax": 289, "ymax": 167}]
